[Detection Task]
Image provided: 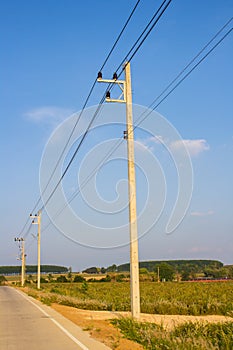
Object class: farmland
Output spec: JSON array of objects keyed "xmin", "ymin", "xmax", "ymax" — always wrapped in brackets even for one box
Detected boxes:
[
  {"xmin": 11, "ymin": 280, "xmax": 233, "ymax": 349},
  {"xmin": 20, "ymin": 280, "xmax": 233, "ymax": 316}
]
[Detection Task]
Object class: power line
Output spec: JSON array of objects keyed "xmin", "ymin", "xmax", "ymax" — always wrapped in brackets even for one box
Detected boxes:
[
  {"xmin": 137, "ymin": 26, "xmax": 233, "ymax": 127},
  {"xmin": 41, "ymin": 98, "xmax": 105, "ymax": 209},
  {"xmin": 116, "ymin": 0, "xmax": 172, "ymax": 75},
  {"xmin": 99, "ymin": 0, "xmax": 141, "ymax": 72},
  {"xmin": 37, "ymin": 0, "xmax": 142, "ymax": 207},
  {"xmin": 19, "ymin": 0, "xmax": 141, "ymax": 236},
  {"xmin": 146, "ymin": 16, "xmax": 233, "ymax": 111},
  {"xmin": 39, "ymin": 0, "xmax": 172, "ymax": 212},
  {"xmin": 26, "ymin": 3, "xmax": 231, "ymax": 238},
  {"xmin": 40, "ymin": 1, "xmax": 174, "ymax": 230},
  {"xmin": 42, "ymin": 137, "xmax": 123, "ymax": 232},
  {"xmin": 42, "ymin": 19, "xmax": 232, "ymax": 229}
]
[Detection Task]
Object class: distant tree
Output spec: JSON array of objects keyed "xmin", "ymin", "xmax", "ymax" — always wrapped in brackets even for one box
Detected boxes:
[
  {"xmin": 226, "ymin": 266, "xmax": 233, "ymax": 279},
  {"xmin": 100, "ymin": 267, "xmax": 106, "ymax": 274},
  {"xmin": 117, "ymin": 263, "xmax": 130, "ymax": 272},
  {"xmin": 106, "ymin": 264, "xmax": 117, "ymax": 272},
  {"xmin": 181, "ymin": 270, "xmax": 190, "ymax": 281},
  {"xmin": 204, "ymin": 267, "xmax": 228, "ymax": 279},
  {"xmin": 157, "ymin": 263, "xmax": 175, "ymax": 282},
  {"xmin": 67, "ymin": 271, "xmax": 72, "ymax": 281},
  {"xmin": 82, "ymin": 267, "xmax": 99, "ymax": 274},
  {"xmin": 117, "ymin": 259, "xmax": 224, "ymax": 274},
  {"xmin": 139, "ymin": 268, "xmax": 149, "ymax": 274}
]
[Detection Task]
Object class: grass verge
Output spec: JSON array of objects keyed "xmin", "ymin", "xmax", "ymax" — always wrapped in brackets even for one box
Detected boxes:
[{"xmin": 111, "ymin": 317, "xmax": 233, "ymax": 350}]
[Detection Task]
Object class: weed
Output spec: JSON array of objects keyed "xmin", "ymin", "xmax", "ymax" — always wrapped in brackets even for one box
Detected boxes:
[
  {"xmin": 83, "ymin": 325, "xmax": 94, "ymax": 331},
  {"xmin": 81, "ymin": 281, "xmax": 88, "ymax": 293}
]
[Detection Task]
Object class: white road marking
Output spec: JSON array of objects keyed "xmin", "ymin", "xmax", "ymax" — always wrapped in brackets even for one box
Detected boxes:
[{"xmin": 15, "ymin": 289, "xmax": 89, "ymax": 350}]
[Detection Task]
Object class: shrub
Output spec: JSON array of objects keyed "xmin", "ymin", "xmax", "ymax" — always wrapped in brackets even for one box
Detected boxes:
[
  {"xmin": 40, "ymin": 277, "xmax": 47, "ymax": 283},
  {"xmin": 116, "ymin": 274, "xmax": 126, "ymax": 282},
  {"xmin": 56, "ymin": 275, "xmax": 68, "ymax": 283},
  {"xmin": 73, "ymin": 275, "xmax": 85, "ymax": 283},
  {"xmin": 0, "ymin": 275, "xmax": 7, "ymax": 285},
  {"xmin": 100, "ymin": 275, "xmax": 111, "ymax": 282},
  {"xmin": 81, "ymin": 281, "xmax": 88, "ymax": 293}
]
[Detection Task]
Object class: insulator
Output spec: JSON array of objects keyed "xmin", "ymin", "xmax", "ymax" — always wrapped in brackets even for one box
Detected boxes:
[
  {"xmin": 97, "ymin": 71, "xmax": 102, "ymax": 79},
  {"xmin": 113, "ymin": 72, "xmax": 118, "ymax": 80},
  {"xmin": 106, "ymin": 91, "xmax": 111, "ymax": 99}
]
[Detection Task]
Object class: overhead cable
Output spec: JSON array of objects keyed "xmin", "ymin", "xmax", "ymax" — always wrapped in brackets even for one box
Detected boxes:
[
  {"xmin": 43, "ymin": 19, "xmax": 233, "ymax": 229},
  {"xmin": 20, "ymin": 0, "xmax": 141, "ymax": 237},
  {"xmin": 39, "ymin": 0, "xmax": 172, "ymax": 212}
]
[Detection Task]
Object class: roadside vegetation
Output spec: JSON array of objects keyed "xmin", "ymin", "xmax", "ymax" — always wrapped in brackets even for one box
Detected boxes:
[{"xmin": 112, "ymin": 317, "xmax": 233, "ymax": 350}]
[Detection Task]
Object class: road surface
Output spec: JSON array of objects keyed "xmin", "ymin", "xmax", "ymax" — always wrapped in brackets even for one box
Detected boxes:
[{"xmin": 0, "ymin": 286, "xmax": 110, "ymax": 350}]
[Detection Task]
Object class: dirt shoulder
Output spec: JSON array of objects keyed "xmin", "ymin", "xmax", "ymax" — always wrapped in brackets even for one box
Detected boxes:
[
  {"xmin": 52, "ymin": 304, "xmax": 143, "ymax": 350},
  {"xmin": 51, "ymin": 304, "xmax": 232, "ymax": 350}
]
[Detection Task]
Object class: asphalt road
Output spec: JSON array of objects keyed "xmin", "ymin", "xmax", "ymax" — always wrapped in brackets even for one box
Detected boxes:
[{"xmin": 0, "ymin": 286, "xmax": 110, "ymax": 350}]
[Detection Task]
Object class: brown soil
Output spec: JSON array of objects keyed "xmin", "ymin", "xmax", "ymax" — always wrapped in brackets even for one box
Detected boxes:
[
  {"xmin": 52, "ymin": 304, "xmax": 143, "ymax": 349},
  {"xmin": 51, "ymin": 304, "xmax": 232, "ymax": 350}
]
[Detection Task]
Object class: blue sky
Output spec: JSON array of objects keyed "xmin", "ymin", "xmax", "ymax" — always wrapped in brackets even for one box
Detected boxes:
[{"xmin": 0, "ymin": 0, "xmax": 232, "ymax": 271}]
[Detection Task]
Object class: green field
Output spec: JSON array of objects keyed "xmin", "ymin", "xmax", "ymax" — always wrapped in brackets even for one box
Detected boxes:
[{"xmin": 22, "ymin": 281, "xmax": 233, "ymax": 316}]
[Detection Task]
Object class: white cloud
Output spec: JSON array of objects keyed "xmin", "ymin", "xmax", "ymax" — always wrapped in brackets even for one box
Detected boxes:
[
  {"xmin": 137, "ymin": 137, "xmax": 209, "ymax": 158},
  {"xmin": 170, "ymin": 139, "xmax": 210, "ymax": 157},
  {"xmin": 24, "ymin": 106, "xmax": 74, "ymax": 125},
  {"xmin": 190, "ymin": 210, "xmax": 214, "ymax": 217},
  {"xmin": 136, "ymin": 135, "xmax": 165, "ymax": 152}
]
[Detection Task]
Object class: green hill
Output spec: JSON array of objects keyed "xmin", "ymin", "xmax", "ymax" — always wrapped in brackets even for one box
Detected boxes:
[{"xmin": 117, "ymin": 259, "xmax": 223, "ymax": 273}]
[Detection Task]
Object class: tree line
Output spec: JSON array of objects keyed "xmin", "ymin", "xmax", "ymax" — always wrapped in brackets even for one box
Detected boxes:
[
  {"xmin": 82, "ymin": 260, "xmax": 233, "ymax": 281},
  {"xmin": 0, "ymin": 265, "xmax": 68, "ymax": 275}
]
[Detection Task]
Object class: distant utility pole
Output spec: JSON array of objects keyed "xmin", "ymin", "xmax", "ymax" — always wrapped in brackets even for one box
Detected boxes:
[
  {"xmin": 14, "ymin": 237, "xmax": 26, "ymax": 287},
  {"xmin": 30, "ymin": 210, "xmax": 41, "ymax": 289},
  {"xmin": 97, "ymin": 62, "xmax": 140, "ymax": 319}
]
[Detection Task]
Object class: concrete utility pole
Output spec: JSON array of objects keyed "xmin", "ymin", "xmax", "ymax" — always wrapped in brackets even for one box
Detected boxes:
[
  {"xmin": 97, "ymin": 62, "xmax": 140, "ymax": 319},
  {"xmin": 30, "ymin": 210, "xmax": 41, "ymax": 289},
  {"xmin": 14, "ymin": 238, "xmax": 26, "ymax": 287},
  {"xmin": 21, "ymin": 239, "xmax": 26, "ymax": 287}
]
